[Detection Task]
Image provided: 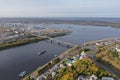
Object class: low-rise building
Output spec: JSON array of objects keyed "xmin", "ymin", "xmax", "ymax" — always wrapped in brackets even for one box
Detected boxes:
[
  {"xmin": 78, "ymin": 75, "xmax": 97, "ymax": 80},
  {"xmin": 79, "ymin": 51, "xmax": 89, "ymax": 60},
  {"xmin": 116, "ymin": 46, "xmax": 120, "ymax": 52},
  {"xmin": 51, "ymin": 71, "xmax": 57, "ymax": 78},
  {"xmin": 59, "ymin": 64, "xmax": 66, "ymax": 69},
  {"xmin": 115, "ymin": 46, "xmax": 120, "ymax": 58},
  {"xmin": 65, "ymin": 58, "xmax": 72, "ymax": 66},
  {"xmin": 90, "ymin": 75, "xmax": 98, "ymax": 80},
  {"xmin": 36, "ymin": 75, "xmax": 47, "ymax": 80}
]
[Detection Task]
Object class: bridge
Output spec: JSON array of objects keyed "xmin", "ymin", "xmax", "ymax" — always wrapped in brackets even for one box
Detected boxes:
[
  {"xmin": 42, "ymin": 36, "xmax": 79, "ymax": 48},
  {"xmin": 31, "ymin": 32, "xmax": 79, "ymax": 48}
]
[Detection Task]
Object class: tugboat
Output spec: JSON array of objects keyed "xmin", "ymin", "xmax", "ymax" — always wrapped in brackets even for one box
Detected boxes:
[
  {"xmin": 38, "ymin": 51, "xmax": 46, "ymax": 55},
  {"xmin": 18, "ymin": 71, "xmax": 27, "ymax": 77}
]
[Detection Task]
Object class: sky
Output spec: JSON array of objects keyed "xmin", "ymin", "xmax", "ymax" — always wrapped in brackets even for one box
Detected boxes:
[{"xmin": 0, "ymin": 0, "xmax": 120, "ymax": 17}]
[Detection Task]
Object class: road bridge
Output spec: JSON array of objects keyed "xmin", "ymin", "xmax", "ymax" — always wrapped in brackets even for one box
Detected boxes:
[{"xmin": 42, "ymin": 36, "xmax": 79, "ymax": 48}]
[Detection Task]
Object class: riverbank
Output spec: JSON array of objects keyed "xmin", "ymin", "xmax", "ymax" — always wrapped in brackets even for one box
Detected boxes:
[
  {"xmin": 0, "ymin": 30, "xmax": 71, "ymax": 51},
  {"xmin": 23, "ymin": 44, "xmax": 116, "ymax": 80},
  {"xmin": 0, "ymin": 36, "xmax": 46, "ymax": 51},
  {"xmin": 23, "ymin": 46, "xmax": 80, "ymax": 80},
  {"xmin": 22, "ymin": 37, "xmax": 120, "ymax": 80}
]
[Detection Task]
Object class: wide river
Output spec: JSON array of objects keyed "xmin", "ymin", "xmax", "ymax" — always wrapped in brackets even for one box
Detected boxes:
[{"xmin": 0, "ymin": 24, "xmax": 120, "ymax": 80}]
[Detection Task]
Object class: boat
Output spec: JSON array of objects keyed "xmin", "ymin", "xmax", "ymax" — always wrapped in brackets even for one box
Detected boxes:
[
  {"xmin": 38, "ymin": 51, "xmax": 46, "ymax": 55},
  {"xmin": 18, "ymin": 71, "xmax": 27, "ymax": 77},
  {"xmin": 54, "ymin": 54, "xmax": 58, "ymax": 57}
]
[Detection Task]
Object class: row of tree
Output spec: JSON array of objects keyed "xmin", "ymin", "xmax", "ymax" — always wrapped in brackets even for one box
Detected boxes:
[{"xmin": 54, "ymin": 59, "xmax": 114, "ymax": 80}]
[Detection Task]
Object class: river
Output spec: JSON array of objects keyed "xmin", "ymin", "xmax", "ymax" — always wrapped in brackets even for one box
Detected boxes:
[{"xmin": 0, "ymin": 24, "xmax": 120, "ymax": 80}]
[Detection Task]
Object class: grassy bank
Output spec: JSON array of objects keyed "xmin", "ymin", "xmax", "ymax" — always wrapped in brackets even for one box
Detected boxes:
[
  {"xmin": 0, "ymin": 31, "xmax": 71, "ymax": 51},
  {"xmin": 22, "ymin": 43, "xmax": 117, "ymax": 80},
  {"xmin": 23, "ymin": 46, "xmax": 79, "ymax": 80},
  {"xmin": 24, "ymin": 57, "xmax": 60, "ymax": 80},
  {"xmin": 0, "ymin": 36, "xmax": 46, "ymax": 51}
]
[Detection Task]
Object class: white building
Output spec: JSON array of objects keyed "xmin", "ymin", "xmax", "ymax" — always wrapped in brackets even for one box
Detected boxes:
[
  {"xmin": 116, "ymin": 46, "xmax": 120, "ymax": 52},
  {"xmin": 59, "ymin": 64, "xmax": 66, "ymax": 69},
  {"xmin": 36, "ymin": 75, "xmax": 47, "ymax": 80},
  {"xmin": 90, "ymin": 75, "xmax": 98, "ymax": 80}
]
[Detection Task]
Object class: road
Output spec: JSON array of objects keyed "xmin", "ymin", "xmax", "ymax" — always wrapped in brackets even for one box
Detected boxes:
[{"xmin": 85, "ymin": 44, "xmax": 120, "ymax": 79}]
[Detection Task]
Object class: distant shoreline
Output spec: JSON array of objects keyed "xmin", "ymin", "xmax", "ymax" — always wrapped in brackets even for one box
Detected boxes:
[{"xmin": 0, "ymin": 18, "xmax": 120, "ymax": 28}]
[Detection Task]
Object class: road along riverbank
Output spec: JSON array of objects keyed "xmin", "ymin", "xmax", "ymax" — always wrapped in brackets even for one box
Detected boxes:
[{"xmin": 23, "ymin": 46, "xmax": 80, "ymax": 80}]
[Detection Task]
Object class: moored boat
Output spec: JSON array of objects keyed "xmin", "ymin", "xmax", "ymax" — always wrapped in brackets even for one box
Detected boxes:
[
  {"xmin": 54, "ymin": 54, "xmax": 58, "ymax": 57},
  {"xmin": 18, "ymin": 71, "xmax": 27, "ymax": 77}
]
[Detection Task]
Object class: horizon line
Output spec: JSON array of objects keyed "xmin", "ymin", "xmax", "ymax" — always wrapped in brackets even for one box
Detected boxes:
[{"xmin": 0, "ymin": 17, "xmax": 120, "ymax": 19}]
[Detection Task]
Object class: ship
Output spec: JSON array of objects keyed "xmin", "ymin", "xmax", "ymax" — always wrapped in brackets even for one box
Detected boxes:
[{"xmin": 38, "ymin": 51, "xmax": 46, "ymax": 55}]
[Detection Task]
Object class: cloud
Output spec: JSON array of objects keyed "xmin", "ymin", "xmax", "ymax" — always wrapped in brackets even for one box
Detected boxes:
[{"xmin": 0, "ymin": 0, "xmax": 120, "ymax": 17}]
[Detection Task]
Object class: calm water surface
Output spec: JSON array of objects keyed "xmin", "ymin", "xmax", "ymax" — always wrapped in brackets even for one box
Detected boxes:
[{"xmin": 0, "ymin": 24, "xmax": 120, "ymax": 80}]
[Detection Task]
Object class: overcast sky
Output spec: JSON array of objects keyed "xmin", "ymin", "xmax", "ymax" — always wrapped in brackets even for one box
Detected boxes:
[{"xmin": 0, "ymin": 0, "xmax": 120, "ymax": 17}]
